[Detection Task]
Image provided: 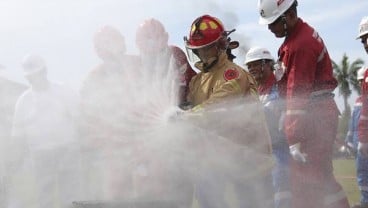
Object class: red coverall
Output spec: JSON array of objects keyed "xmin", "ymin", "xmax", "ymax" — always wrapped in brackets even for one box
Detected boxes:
[{"xmin": 278, "ymin": 18, "xmax": 350, "ymax": 208}]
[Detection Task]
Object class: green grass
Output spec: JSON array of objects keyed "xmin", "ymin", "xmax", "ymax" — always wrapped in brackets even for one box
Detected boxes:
[
  {"xmin": 334, "ymin": 158, "xmax": 360, "ymax": 205},
  {"xmin": 190, "ymin": 158, "xmax": 360, "ymax": 208},
  {"xmin": 11, "ymin": 158, "xmax": 359, "ymax": 207}
]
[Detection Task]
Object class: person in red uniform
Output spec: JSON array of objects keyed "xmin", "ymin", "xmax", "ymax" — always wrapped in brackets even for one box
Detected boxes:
[
  {"xmin": 79, "ymin": 25, "xmax": 138, "ymax": 200},
  {"xmin": 133, "ymin": 18, "xmax": 197, "ymax": 207},
  {"xmin": 357, "ymin": 16, "xmax": 368, "ymax": 208},
  {"xmin": 358, "ymin": 16, "xmax": 368, "ymax": 157},
  {"xmin": 135, "ymin": 18, "xmax": 196, "ymax": 109},
  {"xmin": 257, "ymin": 1, "xmax": 350, "ymax": 208}
]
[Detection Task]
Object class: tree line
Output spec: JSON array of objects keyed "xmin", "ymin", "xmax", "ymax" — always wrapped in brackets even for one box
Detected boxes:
[{"xmin": 333, "ymin": 54, "xmax": 364, "ymax": 141}]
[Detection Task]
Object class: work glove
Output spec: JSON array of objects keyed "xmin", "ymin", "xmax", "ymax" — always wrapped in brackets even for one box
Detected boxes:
[
  {"xmin": 358, "ymin": 142, "xmax": 368, "ymax": 158},
  {"xmin": 346, "ymin": 141, "xmax": 355, "ymax": 150},
  {"xmin": 179, "ymin": 101, "xmax": 193, "ymax": 111},
  {"xmin": 274, "ymin": 61, "xmax": 285, "ymax": 81},
  {"xmin": 289, "ymin": 143, "xmax": 307, "ymax": 163},
  {"xmin": 162, "ymin": 106, "xmax": 185, "ymax": 122},
  {"xmin": 345, "ymin": 141, "xmax": 357, "ymax": 157}
]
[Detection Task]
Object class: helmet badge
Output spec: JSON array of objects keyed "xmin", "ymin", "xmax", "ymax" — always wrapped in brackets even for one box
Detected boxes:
[{"xmin": 260, "ymin": 9, "xmax": 265, "ymax": 17}]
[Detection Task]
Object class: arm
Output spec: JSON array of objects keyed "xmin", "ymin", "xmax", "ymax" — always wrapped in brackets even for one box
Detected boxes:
[{"xmin": 9, "ymin": 97, "xmax": 28, "ymax": 171}]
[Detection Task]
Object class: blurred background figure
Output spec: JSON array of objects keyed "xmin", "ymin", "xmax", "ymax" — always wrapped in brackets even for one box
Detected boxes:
[
  {"xmin": 245, "ymin": 46, "xmax": 291, "ymax": 208},
  {"xmin": 132, "ymin": 18, "xmax": 196, "ymax": 207},
  {"xmin": 135, "ymin": 18, "xmax": 196, "ymax": 108},
  {"xmin": 10, "ymin": 54, "xmax": 81, "ymax": 208},
  {"xmin": 346, "ymin": 66, "xmax": 368, "ymax": 208},
  {"xmin": 356, "ymin": 16, "xmax": 368, "ymax": 208},
  {"xmin": 79, "ymin": 25, "xmax": 137, "ymax": 201},
  {"xmin": 0, "ymin": 65, "xmax": 26, "ymax": 207}
]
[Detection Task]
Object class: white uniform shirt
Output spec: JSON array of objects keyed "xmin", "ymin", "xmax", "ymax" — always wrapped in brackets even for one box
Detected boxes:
[{"xmin": 12, "ymin": 82, "xmax": 79, "ymax": 150}]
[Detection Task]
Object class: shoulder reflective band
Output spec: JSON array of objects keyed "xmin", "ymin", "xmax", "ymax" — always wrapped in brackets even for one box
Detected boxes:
[{"xmin": 286, "ymin": 110, "xmax": 306, "ymax": 115}]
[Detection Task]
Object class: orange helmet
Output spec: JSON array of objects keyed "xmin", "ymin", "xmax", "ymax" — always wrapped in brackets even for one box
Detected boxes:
[
  {"xmin": 93, "ymin": 25, "xmax": 126, "ymax": 60},
  {"xmin": 185, "ymin": 15, "xmax": 226, "ymax": 49},
  {"xmin": 135, "ymin": 18, "xmax": 168, "ymax": 53}
]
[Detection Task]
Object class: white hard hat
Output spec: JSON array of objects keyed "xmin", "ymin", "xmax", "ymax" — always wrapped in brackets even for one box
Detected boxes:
[
  {"xmin": 244, "ymin": 46, "xmax": 274, "ymax": 65},
  {"xmin": 357, "ymin": 16, "xmax": 368, "ymax": 39},
  {"xmin": 258, "ymin": 0, "xmax": 296, "ymax": 25},
  {"xmin": 21, "ymin": 54, "xmax": 46, "ymax": 76},
  {"xmin": 357, "ymin": 65, "xmax": 367, "ymax": 80}
]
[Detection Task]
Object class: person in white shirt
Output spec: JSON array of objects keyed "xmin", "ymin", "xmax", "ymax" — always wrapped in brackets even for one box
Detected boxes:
[{"xmin": 11, "ymin": 54, "xmax": 81, "ymax": 208}]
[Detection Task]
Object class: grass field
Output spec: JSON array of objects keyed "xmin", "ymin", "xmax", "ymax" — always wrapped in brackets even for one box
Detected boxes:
[
  {"xmin": 191, "ymin": 158, "xmax": 360, "ymax": 208},
  {"xmin": 9, "ymin": 158, "xmax": 360, "ymax": 207},
  {"xmin": 334, "ymin": 158, "xmax": 360, "ymax": 205}
]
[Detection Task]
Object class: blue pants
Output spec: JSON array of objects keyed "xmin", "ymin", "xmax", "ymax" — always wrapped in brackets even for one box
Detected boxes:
[
  {"xmin": 356, "ymin": 152, "xmax": 368, "ymax": 205},
  {"xmin": 272, "ymin": 141, "xmax": 291, "ymax": 208},
  {"xmin": 351, "ymin": 133, "xmax": 368, "ymax": 205}
]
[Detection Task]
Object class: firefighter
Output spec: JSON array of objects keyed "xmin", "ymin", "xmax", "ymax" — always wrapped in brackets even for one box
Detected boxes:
[
  {"xmin": 184, "ymin": 14, "xmax": 273, "ymax": 208},
  {"xmin": 11, "ymin": 54, "xmax": 81, "ymax": 208},
  {"xmin": 133, "ymin": 18, "xmax": 196, "ymax": 207},
  {"xmin": 79, "ymin": 25, "xmax": 137, "ymax": 200},
  {"xmin": 257, "ymin": 1, "xmax": 350, "ymax": 208},
  {"xmin": 245, "ymin": 46, "xmax": 291, "ymax": 208},
  {"xmin": 356, "ymin": 16, "xmax": 368, "ymax": 208}
]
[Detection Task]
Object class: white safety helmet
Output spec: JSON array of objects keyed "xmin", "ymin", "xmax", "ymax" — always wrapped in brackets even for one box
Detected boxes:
[
  {"xmin": 357, "ymin": 65, "xmax": 367, "ymax": 81},
  {"xmin": 244, "ymin": 46, "xmax": 274, "ymax": 65},
  {"xmin": 357, "ymin": 16, "xmax": 368, "ymax": 39},
  {"xmin": 258, "ymin": 0, "xmax": 296, "ymax": 25},
  {"xmin": 21, "ymin": 54, "xmax": 46, "ymax": 76}
]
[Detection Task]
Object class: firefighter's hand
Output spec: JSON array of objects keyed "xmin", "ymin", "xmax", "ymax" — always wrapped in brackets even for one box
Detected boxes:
[
  {"xmin": 179, "ymin": 101, "xmax": 193, "ymax": 111},
  {"xmin": 290, "ymin": 143, "xmax": 307, "ymax": 163},
  {"xmin": 358, "ymin": 142, "xmax": 368, "ymax": 158},
  {"xmin": 163, "ymin": 106, "xmax": 185, "ymax": 122},
  {"xmin": 345, "ymin": 141, "xmax": 357, "ymax": 157}
]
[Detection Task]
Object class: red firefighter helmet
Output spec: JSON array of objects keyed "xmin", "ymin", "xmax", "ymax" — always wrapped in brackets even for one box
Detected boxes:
[
  {"xmin": 185, "ymin": 15, "xmax": 226, "ymax": 49},
  {"xmin": 135, "ymin": 18, "xmax": 169, "ymax": 53}
]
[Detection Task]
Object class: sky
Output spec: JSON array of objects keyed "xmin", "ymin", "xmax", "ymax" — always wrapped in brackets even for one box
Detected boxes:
[{"xmin": 0, "ymin": 0, "xmax": 367, "ymax": 110}]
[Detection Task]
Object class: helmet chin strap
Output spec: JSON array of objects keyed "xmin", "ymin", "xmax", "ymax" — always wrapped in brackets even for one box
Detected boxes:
[
  {"xmin": 202, "ymin": 56, "xmax": 219, "ymax": 72},
  {"xmin": 259, "ymin": 59, "xmax": 266, "ymax": 81},
  {"xmin": 280, "ymin": 14, "xmax": 288, "ymax": 37},
  {"xmin": 199, "ymin": 45, "xmax": 223, "ymax": 72}
]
